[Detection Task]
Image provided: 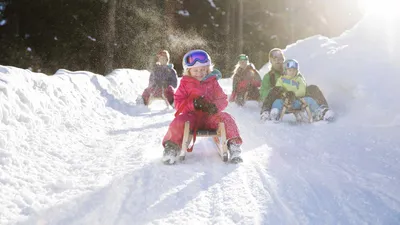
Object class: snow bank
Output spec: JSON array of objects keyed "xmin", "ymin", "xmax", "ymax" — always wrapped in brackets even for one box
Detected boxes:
[{"xmin": 0, "ymin": 66, "xmax": 150, "ymax": 224}]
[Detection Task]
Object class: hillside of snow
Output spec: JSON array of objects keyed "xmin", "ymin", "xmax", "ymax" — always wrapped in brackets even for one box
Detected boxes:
[{"xmin": 1, "ymin": 12, "xmax": 400, "ymax": 225}]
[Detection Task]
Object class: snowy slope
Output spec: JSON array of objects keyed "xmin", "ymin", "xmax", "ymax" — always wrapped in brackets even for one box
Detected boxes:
[{"xmin": 1, "ymin": 12, "xmax": 400, "ymax": 225}]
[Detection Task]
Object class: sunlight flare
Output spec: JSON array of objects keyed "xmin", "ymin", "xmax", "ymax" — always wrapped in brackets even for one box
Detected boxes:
[{"xmin": 358, "ymin": 0, "xmax": 400, "ymax": 20}]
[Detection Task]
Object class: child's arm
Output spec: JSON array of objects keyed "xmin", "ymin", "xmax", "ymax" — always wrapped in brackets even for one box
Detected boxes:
[
  {"xmin": 174, "ymin": 82, "xmax": 199, "ymax": 114},
  {"xmin": 251, "ymin": 67, "xmax": 262, "ymax": 87},
  {"xmin": 148, "ymin": 71, "xmax": 155, "ymax": 87},
  {"xmin": 293, "ymin": 75, "xmax": 306, "ymax": 97},
  {"xmin": 212, "ymin": 81, "xmax": 228, "ymax": 112},
  {"xmin": 232, "ymin": 72, "xmax": 240, "ymax": 93},
  {"xmin": 259, "ymin": 72, "xmax": 271, "ymax": 101},
  {"xmin": 169, "ymin": 68, "xmax": 178, "ymax": 88},
  {"xmin": 275, "ymin": 77, "xmax": 283, "ymax": 88}
]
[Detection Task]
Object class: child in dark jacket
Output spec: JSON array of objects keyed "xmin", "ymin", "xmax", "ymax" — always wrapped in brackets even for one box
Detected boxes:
[
  {"xmin": 140, "ymin": 50, "xmax": 178, "ymax": 106},
  {"xmin": 162, "ymin": 49, "xmax": 243, "ymax": 165}
]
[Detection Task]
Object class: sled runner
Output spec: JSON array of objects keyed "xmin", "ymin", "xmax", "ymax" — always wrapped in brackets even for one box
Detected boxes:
[
  {"xmin": 179, "ymin": 121, "xmax": 229, "ymax": 162},
  {"xmin": 279, "ymin": 92, "xmax": 313, "ymax": 123}
]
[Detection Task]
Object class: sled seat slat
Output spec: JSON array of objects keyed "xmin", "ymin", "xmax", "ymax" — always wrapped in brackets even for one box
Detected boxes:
[
  {"xmin": 285, "ymin": 108, "xmax": 304, "ymax": 114},
  {"xmin": 190, "ymin": 130, "xmax": 218, "ymax": 136}
]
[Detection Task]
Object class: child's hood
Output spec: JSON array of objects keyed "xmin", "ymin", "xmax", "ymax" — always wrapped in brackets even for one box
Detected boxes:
[
  {"xmin": 202, "ymin": 69, "xmax": 222, "ymax": 81},
  {"xmin": 167, "ymin": 63, "xmax": 174, "ymax": 69}
]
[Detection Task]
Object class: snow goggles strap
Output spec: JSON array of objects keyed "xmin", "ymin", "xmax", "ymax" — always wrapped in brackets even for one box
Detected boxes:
[{"xmin": 184, "ymin": 50, "xmax": 210, "ymax": 67}]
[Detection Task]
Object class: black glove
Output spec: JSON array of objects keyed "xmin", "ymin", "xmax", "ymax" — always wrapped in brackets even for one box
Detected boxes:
[
  {"xmin": 205, "ymin": 102, "xmax": 218, "ymax": 114},
  {"xmin": 193, "ymin": 96, "xmax": 218, "ymax": 114},
  {"xmin": 193, "ymin": 96, "xmax": 207, "ymax": 110}
]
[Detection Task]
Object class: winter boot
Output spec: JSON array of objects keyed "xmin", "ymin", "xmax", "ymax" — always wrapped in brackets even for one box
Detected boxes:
[
  {"xmin": 228, "ymin": 140, "xmax": 243, "ymax": 164},
  {"xmin": 323, "ymin": 109, "xmax": 335, "ymax": 121},
  {"xmin": 314, "ymin": 106, "xmax": 335, "ymax": 122},
  {"xmin": 260, "ymin": 110, "xmax": 271, "ymax": 121},
  {"xmin": 162, "ymin": 141, "xmax": 179, "ymax": 165},
  {"xmin": 270, "ymin": 108, "xmax": 280, "ymax": 121}
]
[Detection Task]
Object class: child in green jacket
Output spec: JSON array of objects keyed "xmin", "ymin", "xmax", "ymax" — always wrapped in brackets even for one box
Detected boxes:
[
  {"xmin": 260, "ymin": 48, "xmax": 334, "ymax": 121},
  {"xmin": 267, "ymin": 59, "xmax": 334, "ymax": 121}
]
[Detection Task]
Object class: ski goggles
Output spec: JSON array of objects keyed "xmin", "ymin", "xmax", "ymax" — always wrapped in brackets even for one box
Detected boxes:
[
  {"xmin": 285, "ymin": 60, "xmax": 299, "ymax": 69},
  {"xmin": 183, "ymin": 50, "xmax": 210, "ymax": 67}
]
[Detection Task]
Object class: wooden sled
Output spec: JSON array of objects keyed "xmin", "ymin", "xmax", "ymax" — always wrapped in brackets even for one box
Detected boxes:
[
  {"xmin": 279, "ymin": 96, "xmax": 313, "ymax": 123},
  {"xmin": 180, "ymin": 121, "xmax": 229, "ymax": 162}
]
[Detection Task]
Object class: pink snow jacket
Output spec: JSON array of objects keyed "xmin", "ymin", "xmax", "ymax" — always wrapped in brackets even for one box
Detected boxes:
[{"xmin": 174, "ymin": 75, "xmax": 228, "ymax": 118}]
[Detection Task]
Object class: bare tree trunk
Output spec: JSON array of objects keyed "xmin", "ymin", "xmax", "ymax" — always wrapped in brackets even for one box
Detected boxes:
[
  {"xmin": 225, "ymin": 0, "xmax": 231, "ymax": 75},
  {"xmin": 238, "ymin": 0, "xmax": 243, "ymax": 54},
  {"xmin": 164, "ymin": 0, "xmax": 176, "ymax": 36},
  {"xmin": 225, "ymin": 0, "xmax": 238, "ymax": 77},
  {"xmin": 104, "ymin": 0, "xmax": 117, "ymax": 75}
]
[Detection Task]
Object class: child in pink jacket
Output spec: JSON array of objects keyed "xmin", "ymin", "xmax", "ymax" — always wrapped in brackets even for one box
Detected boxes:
[{"xmin": 162, "ymin": 49, "xmax": 243, "ymax": 165}]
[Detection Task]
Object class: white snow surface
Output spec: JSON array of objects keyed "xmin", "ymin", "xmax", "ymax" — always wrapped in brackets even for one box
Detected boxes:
[{"xmin": 1, "ymin": 13, "xmax": 400, "ymax": 225}]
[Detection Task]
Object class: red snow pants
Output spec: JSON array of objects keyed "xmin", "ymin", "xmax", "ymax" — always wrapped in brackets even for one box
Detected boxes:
[
  {"xmin": 142, "ymin": 85, "xmax": 174, "ymax": 105},
  {"xmin": 232, "ymin": 80, "xmax": 260, "ymax": 101},
  {"xmin": 162, "ymin": 112, "xmax": 242, "ymax": 148}
]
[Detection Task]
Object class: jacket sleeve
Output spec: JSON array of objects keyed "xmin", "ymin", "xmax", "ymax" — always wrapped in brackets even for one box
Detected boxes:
[
  {"xmin": 174, "ymin": 82, "xmax": 195, "ymax": 114},
  {"xmin": 211, "ymin": 69, "xmax": 222, "ymax": 80},
  {"xmin": 294, "ymin": 75, "xmax": 306, "ymax": 97},
  {"xmin": 212, "ymin": 80, "xmax": 228, "ymax": 112},
  {"xmin": 252, "ymin": 69, "xmax": 262, "ymax": 87},
  {"xmin": 174, "ymin": 81, "xmax": 202, "ymax": 115},
  {"xmin": 275, "ymin": 77, "xmax": 283, "ymax": 88},
  {"xmin": 259, "ymin": 72, "xmax": 271, "ymax": 101},
  {"xmin": 232, "ymin": 72, "xmax": 240, "ymax": 93},
  {"xmin": 148, "ymin": 71, "xmax": 155, "ymax": 87},
  {"xmin": 168, "ymin": 68, "xmax": 178, "ymax": 88}
]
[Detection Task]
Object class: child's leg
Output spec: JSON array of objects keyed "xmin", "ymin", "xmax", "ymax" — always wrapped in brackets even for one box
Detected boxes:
[
  {"xmin": 205, "ymin": 112, "xmax": 242, "ymax": 145},
  {"xmin": 142, "ymin": 87, "xmax": 153, "ymax": 105},
  {"xmin": 302, "ymin": 97, "xmax": 320, "ymax": 113},
  {"xmin": 306, "ymin": 85, "xmax": 329, "ymax": 107},
  {"xmin": 235, "ymin": 81, "xmax": 249, "ymax": 105},
  {"xmin": 271, "ymin": 99, "xmax": 284, "ymax": 111},
  {"xmin": 164, "ymin": 85, "xmax": 175, "ymax": 105},
  {"xmin": 229, "ymin": 91, "xmax": 237, "ymax": 102},
  {"xmin": 247, "ymin": 86, "xmax": 260, "ymax": 101},
  {"xmin": 162, "ymin": 113, "xmax": 198, "ymax": 148},
  {"xmin": 290, "ymin": 99, "xmax": 302, "ymax": 109},
  {"xmin": 270, "ymin": 99, "xmax": 284, "ymax": 120},
  {"xmin": 152, "ymin": 87, "xmax": 163, "ymax": 98},
  {"xmin": 205, "ymin": 112, "xmax": 243, "ymax": 162},
  {"xmin": 261, "ymin": 87, "xmax": 283, "ymax": 114}
]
